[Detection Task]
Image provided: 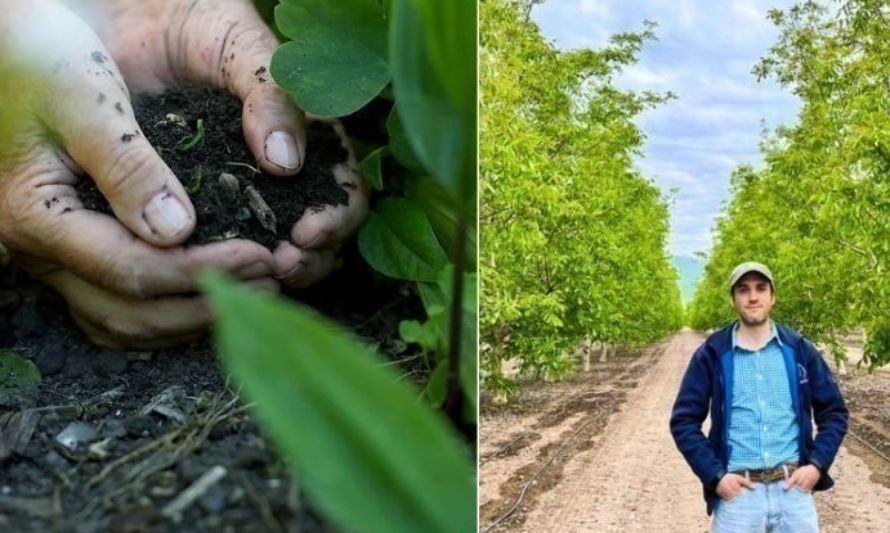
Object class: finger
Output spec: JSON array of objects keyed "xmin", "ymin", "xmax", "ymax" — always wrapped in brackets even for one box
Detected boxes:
[
  {"xmin": 23, "ymin": 7, "xmax": 197, "ymax": 246},
  {"xmin": 45, "ymin": 270, "xmax": 211, "ymax": 349},
  {"xmin": 3, "ymin": 150, "xmax": 273, "ymax": 298},
  {"xmin": 740, "ymin": 477, "xmax": 756, "ymax": 489},
  {"xmin": 243, "ymin": 276, "xmax": 281, "ymax": 294},
  {"xmin": 291, "ymin": 121, "xmax": 369, "ymax": 249},
  {"xmin": 272, "ymin": 242, "xmax": 335, "ymax": 289},
  {"xmin": 784, "ymin": 470, "xmax": 800, "ymax": 490},
  {"xmin": 163, "ymin": 0, "xmax": 306, "ymax": 174}
]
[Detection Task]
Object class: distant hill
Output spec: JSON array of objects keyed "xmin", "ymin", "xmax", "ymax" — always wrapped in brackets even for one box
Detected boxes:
[{"xmin": 673, "ymin": 255, "xmax": 704, "ymax": 305}]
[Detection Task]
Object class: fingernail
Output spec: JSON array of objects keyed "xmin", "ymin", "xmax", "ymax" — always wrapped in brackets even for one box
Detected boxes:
[
  {"xmin": 144, "ymin": 191, "xmax": 190, "ymax": 238},
  {"xmin": 265, "ymin": 131, "xmax": 301, "ymax": 170}
]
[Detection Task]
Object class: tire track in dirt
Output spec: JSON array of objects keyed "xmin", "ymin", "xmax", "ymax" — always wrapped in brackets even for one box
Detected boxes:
[
  {"xmin": 480, "ymin": 344, "xmax": 661, "ymax": 530},
  {"xmin": 518, "ymin": 330, "xmax": 709, "ymax": 532}
]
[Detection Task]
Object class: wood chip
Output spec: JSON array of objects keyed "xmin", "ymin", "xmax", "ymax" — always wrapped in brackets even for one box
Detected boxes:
[
  {"xmin": 243, "ymin": 184, "xmax": 277, "ymax": 234},
  {"xmin": 0, "ymin": 410, "xmax": 41, "ymax": 460}
]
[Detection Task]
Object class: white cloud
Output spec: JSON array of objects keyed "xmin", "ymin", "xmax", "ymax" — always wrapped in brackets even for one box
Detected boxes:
[
  {"xmin": 578, "ymin": 0, "xmax": 611, "ymax": 18},
  {"xmin": 531, "ymin": 0, "xmax": 802, "ymax": 256}
]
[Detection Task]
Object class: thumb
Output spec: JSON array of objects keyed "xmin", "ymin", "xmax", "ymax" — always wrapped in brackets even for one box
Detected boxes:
[
  {"xmin": 164, "ymin": 0, "xmax": 306, "ymax": 175},
  {"xmin": 741, "ymin": 477, "xmax": 756, "ymax": 490},
  {"xmin": 784, "ymin": 473, "xmax": 795, "ymax": 490},
  {"xmin": 30, "ymin": 15, "xmax": 195, "ymax": 245}
]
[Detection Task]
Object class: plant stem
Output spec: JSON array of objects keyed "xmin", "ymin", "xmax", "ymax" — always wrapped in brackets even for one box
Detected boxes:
[{"xmin": 444, "ymin": 211, "xmax": 469, "ymax": 431}]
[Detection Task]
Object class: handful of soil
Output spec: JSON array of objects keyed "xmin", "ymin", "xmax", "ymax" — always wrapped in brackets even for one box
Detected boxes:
[{"xmin": 75, "ymin": 86, "xmax": 348, "ymax": 249}]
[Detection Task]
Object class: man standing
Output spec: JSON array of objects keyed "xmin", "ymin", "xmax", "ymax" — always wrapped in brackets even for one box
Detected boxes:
[{"xmin": 670, "ymin": 262, "xmax": 848, "ymax": 532}]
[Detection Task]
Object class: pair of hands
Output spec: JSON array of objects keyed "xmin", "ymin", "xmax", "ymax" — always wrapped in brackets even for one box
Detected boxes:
[
  {"xmin": 716, "ymin": 465, "xmax": 821, "ymax": 501},
  {"xmin": 0, "ymin": 0, "xmax": 369, "ymax": 348}
]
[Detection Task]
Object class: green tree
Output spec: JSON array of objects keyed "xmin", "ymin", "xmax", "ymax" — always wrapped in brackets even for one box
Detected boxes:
[
  {"xmin": 689, "ymin": 0, "xmax": 890, "ymax": 369},
  {"xmin": 480, "ymin": 0, "xmax": 684, "ymax": 396}
]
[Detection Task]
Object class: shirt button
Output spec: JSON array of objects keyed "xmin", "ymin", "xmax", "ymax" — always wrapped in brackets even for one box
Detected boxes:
[
  {"xmin": 757, "ymin": 375, "xmax": 763, "ymax": 380},
  {"xmin": 763, "ymin": 426, "xmax": 768, "ymax": 432}
]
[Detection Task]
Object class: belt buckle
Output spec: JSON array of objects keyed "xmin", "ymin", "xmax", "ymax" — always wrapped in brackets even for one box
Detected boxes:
[{"xmin": 765, "ymin": 468, "xmax": 783, "ymax": 482}]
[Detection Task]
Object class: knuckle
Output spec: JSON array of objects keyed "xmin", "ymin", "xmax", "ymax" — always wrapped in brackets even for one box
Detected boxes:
[
  {"xmin": 102, "ymin": 312, "xmax": 148, "ymax": 341},
  {"xmin": 106, "ymin": 258, "xmax": 151, "ymax": 298},
  {"xmin": 102, "ymin": 143, "xmax": 157, "ymax": 198}
]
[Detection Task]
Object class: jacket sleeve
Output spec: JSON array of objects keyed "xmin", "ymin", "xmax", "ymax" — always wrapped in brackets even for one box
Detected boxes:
[
  {"xmin": 804, "ymin": 340, "xmax": 849, "ymax": 474},
  {"xmin": 670, "ymin": 347, "xmax": 724, "ymax": 486}
]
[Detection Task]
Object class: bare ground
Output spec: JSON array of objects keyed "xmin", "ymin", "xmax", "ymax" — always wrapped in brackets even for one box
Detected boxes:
[{"xmin": 480, "ymin": 330, "xmax": 890, "ymax": 532}]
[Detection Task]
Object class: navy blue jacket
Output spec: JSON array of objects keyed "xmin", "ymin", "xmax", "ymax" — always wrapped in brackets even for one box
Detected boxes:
[{"xmin": 669, "ymin": 322, "xmax": 849, "ymax": 516}]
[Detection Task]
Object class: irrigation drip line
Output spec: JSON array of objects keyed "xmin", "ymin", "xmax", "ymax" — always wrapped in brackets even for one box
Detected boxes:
[
  {"xmin": 480, "ymin": 416, "xmax": 596, "ymax": 533},
  {"xmin": 847, "ymin": 428, "xmax": 890, "ymax": 464},
  {"xmin": 480, "ymin": 343, "xmax": 669, "ymax": 532}
]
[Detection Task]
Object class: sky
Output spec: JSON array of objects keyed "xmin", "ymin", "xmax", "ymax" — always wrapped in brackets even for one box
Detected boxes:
[{"xmin": 531, "ymin": 0, "xmax": 801, "ymax": 258}]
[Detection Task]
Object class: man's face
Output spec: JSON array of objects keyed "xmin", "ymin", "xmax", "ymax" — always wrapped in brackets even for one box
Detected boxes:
[{"xmin": 731, "ymin": 272, "xmax": 774, "ymax": 326}]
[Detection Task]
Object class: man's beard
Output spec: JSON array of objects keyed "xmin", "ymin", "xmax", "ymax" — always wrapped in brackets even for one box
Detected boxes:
[{"xmin": 739, "ymin": 314, "xmax": 769, "ymax": 327}]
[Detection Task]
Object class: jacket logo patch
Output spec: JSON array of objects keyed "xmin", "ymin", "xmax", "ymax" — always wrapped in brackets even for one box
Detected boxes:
[{"xmin": 798, "ymin": 363, "xmax": 809, "ymax": 384}]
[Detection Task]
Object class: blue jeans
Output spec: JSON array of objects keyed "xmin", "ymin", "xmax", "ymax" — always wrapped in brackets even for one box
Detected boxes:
[{"xmin": 711, "ymin": 480, "xmax": 820, "ymax": 532}]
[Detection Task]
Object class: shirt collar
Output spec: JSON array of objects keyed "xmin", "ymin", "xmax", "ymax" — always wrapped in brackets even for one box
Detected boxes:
[{"xmin": 732, "ymin": 320, "xmax": 783, "ymax": 351}]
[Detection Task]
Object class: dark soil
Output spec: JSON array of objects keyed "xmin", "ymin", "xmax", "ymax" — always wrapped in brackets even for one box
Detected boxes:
[
  {"xmin": 0, "ymin": 240, "xmax": 426, "ymax": 532},
  {"xmin": 75, "ymin": 87, "xmax": 348, "ymax": 249},
  {"xmin": 0, "ymin": 87, "xmax": 428, "ymax": 531}
]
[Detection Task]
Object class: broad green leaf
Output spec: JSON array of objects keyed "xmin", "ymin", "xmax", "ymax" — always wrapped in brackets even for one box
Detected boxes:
[
  {"xmin": 407, "ymin": 176, "xmax": 477, "ymax": 268},
  {"xmin": 0, "ymin": 351, "xmax": 41, "ymax": 401},
  {"xmin": 389, "ymin": 0, "xmax": 476, "ymax": 203},
  {"xmin": 359, "ymin": 147, "xmax": 386, "ymax": 191},
  {"xmin": 358, "ymin": 198, "xmax": 448, "ymax": 281},
  {"xmin": 386, "ymin": 107, "xmax": 425, "ymax": 172},
  {"xmin": 272, "ymin": 0, "xmax": 390, "ymax": 117},
  {"xmin": 201, "ymin": 272, "xmax": 475, "ymax": 533}
]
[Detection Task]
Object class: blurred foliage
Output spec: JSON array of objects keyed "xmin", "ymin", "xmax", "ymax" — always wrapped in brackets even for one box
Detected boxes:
[{"xmin": 203, "ymin": 273, "xmax": 475, "ymax": 533}]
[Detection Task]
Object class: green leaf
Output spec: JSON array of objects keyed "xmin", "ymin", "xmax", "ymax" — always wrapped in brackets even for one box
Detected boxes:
[
  {"xmin": 358, "ymin": 198, "xmax": 449, "ymax": 281},
  {"xmin": 399, "ymin": 319, "xmax": 438, "ymax": 353},
  {"xmin": 201, "ymin": 272, "xmax": 475, "ymax": 533},
  {"xmin": 359, "ymin": 147, "xmax": 386, "ymax": 191},
  {"xmin": 423, "ymin": 360, "xmax": 448, "ymax": 407},
  {"xmin": 389, "ymin": 0, "xmax": 476, "ymax": 202},
  {"xmin": 272, "ymin": 0, "xmax": 391, "ymax": 117},
  {"xmin": 0, "ymin": 351, "xmax": 41, "ymax": 401},
  {"xmin": 386, "ymin": 107, "xmax": 425, "ymax": 172},
  {"xmin": 407, "ymin": 176, "xmax": 476, "ymax": 267}
]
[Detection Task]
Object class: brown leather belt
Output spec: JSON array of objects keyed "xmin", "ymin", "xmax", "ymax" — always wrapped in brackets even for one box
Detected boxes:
[{"xmin": 731, "ymin": 462, "xmax": 799, "ymax": 483}]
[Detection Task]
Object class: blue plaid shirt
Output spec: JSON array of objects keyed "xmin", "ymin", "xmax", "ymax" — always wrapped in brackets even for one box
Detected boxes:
[{"xmin": 726, "ymin": 322, "xmax": 800, "ymax": 471}]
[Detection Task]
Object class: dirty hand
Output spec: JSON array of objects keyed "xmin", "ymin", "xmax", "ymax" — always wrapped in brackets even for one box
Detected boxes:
[
  {"xmin": 0, "ymin": 0, "xmax": 277, "ymax": 348},
  {"xmin": 716, "ymin": 473, "xmax": 756, "ymax": 501},
  {"xmin": 89, "ymin": 0, "xmax": 369, "ymax": 288},
  {"xmin": 784, "ymin": 465, "xmax": 820, "ymax": 492}
]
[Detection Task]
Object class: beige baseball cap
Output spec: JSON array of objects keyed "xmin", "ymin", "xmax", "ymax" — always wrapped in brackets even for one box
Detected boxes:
[{"xmin": 729, "ymin": 261, "xmax": 774, "ymax": 292}]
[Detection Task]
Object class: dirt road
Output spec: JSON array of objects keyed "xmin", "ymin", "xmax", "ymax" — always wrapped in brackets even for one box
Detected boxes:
[{"xmin": 480, "ymin": 330, "xmax": 890, "ymax": 532}]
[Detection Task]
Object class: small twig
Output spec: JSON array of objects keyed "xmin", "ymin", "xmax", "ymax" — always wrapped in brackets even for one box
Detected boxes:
[
  {"xmin": 225, "ymin": 161, "xmax": 261, "ymax": 174},
  {"xmin": 162, "ymin": 465, "xmax": 227, "ymax": 521},
  {"xmin": 86, "ymin": 427, "xmax": 185, "ymax": 488},
  {"xmin": 354, "ymin": 295, "xmax": 409, "ymax": 329},
  {"xmin": 381, "ymin": 354, "xmax": 423, "ymax": 367},
  {"xmin": 239, "ymin": 473, "xmax": 284, "ymax": 533}
]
